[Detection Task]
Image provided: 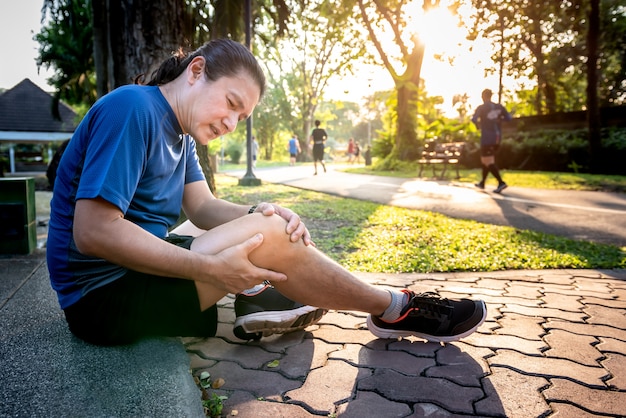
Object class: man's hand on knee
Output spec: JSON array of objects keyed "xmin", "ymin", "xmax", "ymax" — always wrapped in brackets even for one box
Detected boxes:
[
  {"xmin": 252, "ymin": 202, "xmax": 315, "ymax": 246},
  {"xmin": 209, "ymin": 233, "xmax": 288, "ymax": 294}
]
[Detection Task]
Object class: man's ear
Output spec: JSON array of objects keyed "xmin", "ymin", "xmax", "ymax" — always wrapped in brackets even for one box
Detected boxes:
[{"xmin": 187, "ymin": 56, "xmax": 206, "ymax": 84}]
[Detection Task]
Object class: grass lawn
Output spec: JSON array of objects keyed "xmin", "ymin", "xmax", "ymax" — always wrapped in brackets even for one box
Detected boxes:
[{"xmin": 215, "ymin": 173, "xmax": 626, "ymax": 273}]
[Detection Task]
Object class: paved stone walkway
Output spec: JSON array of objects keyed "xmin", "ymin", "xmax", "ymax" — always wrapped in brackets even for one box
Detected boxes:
[{"xmin": 184, "ymin": 269, "xmax": 626, "ymax": 418}]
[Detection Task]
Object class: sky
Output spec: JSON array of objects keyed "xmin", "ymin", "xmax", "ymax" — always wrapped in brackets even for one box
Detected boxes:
[
  {"xmin": 0, "ymin": 0, "xmax": 502, "ymax": 115},
  {"xmin": 0, "ymin": 0, "xmax": 54, "ymax": 92}
]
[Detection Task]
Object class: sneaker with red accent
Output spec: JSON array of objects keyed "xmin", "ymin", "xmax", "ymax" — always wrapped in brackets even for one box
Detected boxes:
[
  {"xmin": 366, "ymin": 290, "xmax": 487, "ymax": 343},
  {"xmin": 233, "ymin": 285, "xmax": 327, "ymax": 340}
]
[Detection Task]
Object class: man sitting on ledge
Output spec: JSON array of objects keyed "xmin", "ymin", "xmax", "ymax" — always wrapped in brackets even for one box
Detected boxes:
[{"xmin": 46, "ymin": 39, "xmax": 486, "ymax": 346}]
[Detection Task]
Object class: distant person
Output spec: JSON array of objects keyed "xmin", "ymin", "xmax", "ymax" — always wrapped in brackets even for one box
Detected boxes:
[
  {"xmin": 347, "ymin": 138, "xmax": 356, "ymax": 163},
  {"xmin": 364, "ymin": 145, "xmax": 372, "ymax": 166},
  {"xmin": 252, "ymin": 136, "xmax": 259, "ymax": 167},
  {"xmin": 354, "ymin": 141, "xmax": 361, "ymax": 164},
  {"xmin": 288, "ymin": 134, "xmax": 301, "ymax": 166},
  {"xmin": 309, "ymin": 120, "xmax": 327, "ymax": 175},
  {"xmin": 471, "ymin": 89, "xmax": 512, "ymax": 193}
]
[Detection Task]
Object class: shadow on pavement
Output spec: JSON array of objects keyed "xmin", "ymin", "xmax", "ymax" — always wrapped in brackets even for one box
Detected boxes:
[{"xmin": 187, "ymin": 305, "xmax": 506, "ymax": 417}]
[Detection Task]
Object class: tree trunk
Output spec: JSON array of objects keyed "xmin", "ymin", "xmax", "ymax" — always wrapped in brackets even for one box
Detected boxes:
[
  {"xmin": 91, "ymin": 0, "xmax": 217, "ymax": 192},
  {"xmin": 545, "ymin": 83, "xmax": 557, "ymax": 114},
  {"xmin": 395, "ymin": 82, "xmax": 419, "ymax": 161},
  {"xmin": 91, "ymin": 0, "xmax": 109, "ymax": 98},
  {"xmin": 587, "ymin": 0, "xmax": 601, "ymax": 173},
  {"xmin": 394, "ymin": 45, "xmax": 423, "ymax": 162},
  {"xmin": 195, "ymin": 141, "xmax": 217, "ymax": 193},
  {"xmin": 108, "ymin": 0, "xmax": 189, "ymax": 87}
]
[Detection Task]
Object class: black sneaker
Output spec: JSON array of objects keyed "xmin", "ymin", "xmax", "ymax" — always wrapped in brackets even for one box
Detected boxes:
[
  {"xmin": 233, "ymin": 285, "xmax": 327, "ymax": 340},
  {"xmin": 493, "ymin": 183, "xmax": 508, "ymax": 193},
  {"xmin": 474, "ymin": 181, "xmax": 485, "ymax": 190},
  {"xmin": 366, "ymin": 290, "xmax": 487, "ymax": 343}
]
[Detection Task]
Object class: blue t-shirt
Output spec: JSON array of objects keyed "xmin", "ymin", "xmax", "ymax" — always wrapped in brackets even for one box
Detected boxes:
[
  {"xmin": 472, "ymin": 102, "xmax": 512, "ymax": 146},
  {"xmin": 288, "ymin": 138, "xmax": 298, "ymax": 154},
  {"xmin": 47, "ymin": 85, "xmax": 205, "ymax": 309}
]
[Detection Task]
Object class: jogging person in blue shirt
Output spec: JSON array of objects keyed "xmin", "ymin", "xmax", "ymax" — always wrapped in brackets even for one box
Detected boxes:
[
  {"xmin": 288, "ymin": 134, "xmax": 300, "ymax": 166},
  {"xmin": 47, "ymin": 39, "xmax": 486, "ymax": 346},
  {"xmin": 472, "ymin": 88, "xmax": 512, "ymax": 193}
]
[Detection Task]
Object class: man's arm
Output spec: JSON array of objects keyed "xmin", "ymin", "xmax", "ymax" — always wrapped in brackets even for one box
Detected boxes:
[
  {"xmin": 471, "ymin": 105, "xmax": 481, "ymax": 127},
  {"xmin": 72, "ymin": 196, "xmax": 287, "ymax": 293},
  {"xmin": 182, "ymin": 180, "xmax": 249, "ymax": 230},
  {"xmin": 73, "ymin": 197, "xmax": 214, "ymax": 281},
  {"xmin": 182, "ymin": 180, "xmax": 314, "ymax": 246},
  {"xmin": 501, "ymin": 104, "xmax": 513, "ymax": 122}
]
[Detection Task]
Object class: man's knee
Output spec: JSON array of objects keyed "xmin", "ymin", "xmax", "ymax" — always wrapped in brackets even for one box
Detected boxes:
[
  {"xmin": 252, "ymin": 213, "xmax": 291, "ymax": 241},
  {"xmin": 481, "ymin": 156, "xmax": 495, "ymax": 166},
  {"xmin": 249, "ymin": 213, "xmax": 306, "ymax": 265}
]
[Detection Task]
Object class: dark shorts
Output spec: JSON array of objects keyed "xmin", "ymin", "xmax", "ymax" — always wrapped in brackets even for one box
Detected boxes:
[
  {"xmin": 313, "ymin": 143, "xmax": 325, "ymax": 161},
  {"xmin": 63, "ymin": 234, "xmax": 218, "ymax": 346},
  {"xmin": 481, "ymin": 144, "xmax": 500, "ymax": 157}
]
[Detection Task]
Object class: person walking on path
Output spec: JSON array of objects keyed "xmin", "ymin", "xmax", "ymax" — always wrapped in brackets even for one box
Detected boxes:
[
  {"xmin": 310, "ymin": 120, "xmax": 327, "ymax": 175},
  {"xmin": 471, "ymin": 88, "xmax": 512, "ymax": 193},
  {"xmin": 251, "ymin": 136, "xmax": 259, "ymax": 167},
  {"xmin": 347, "ymin": 138, "xmax": 356, "ymax": 163},
  {"xmin": 288, "ymin": 134, "xmax": 300, "ymax": 166},
  {"xmin": 46, "ymin": 38, "xmax": 485, "ymax": 346}
]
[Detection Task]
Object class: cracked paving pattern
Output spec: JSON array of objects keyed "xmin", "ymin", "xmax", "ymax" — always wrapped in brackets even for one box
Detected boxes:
[{"xmin": 184, "ymin": 270, "xmax": 626, "ymax": 417}]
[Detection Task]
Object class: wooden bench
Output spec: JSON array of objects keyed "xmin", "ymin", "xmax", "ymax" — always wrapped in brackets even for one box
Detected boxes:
[{"xmin": 418, "ymin": 141, "xmax": 465, "ymax": 179}]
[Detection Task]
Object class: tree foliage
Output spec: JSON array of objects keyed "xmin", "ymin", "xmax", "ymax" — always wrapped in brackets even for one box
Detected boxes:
[
  {"xmin": 257, "ymin": 0, "xmax": 368, "ymax": 158},
  {"xmin": 462, "ymin": 0, "xmax": 624, "ymax": 172},
  {"xmin": 463, "ymin": 0, "xmax": 626, "ymax": 114},
  {"xmin": 36, "ymin": 0, "xmax": 625, "ymax": 172},
  {"xmin": 252, "ymin": 83, "xmax": 292, "ymax": 160},
  {"xmin": 351, "ymin": 0, "xmax": 444, "ymax": 162},
  {"xmin": 37, "ymin": 0, "xmax": 97, "ymax": 114},
  {"xmin": 597, "ymin": 0, "xmax": 626, "ymax": 106}
]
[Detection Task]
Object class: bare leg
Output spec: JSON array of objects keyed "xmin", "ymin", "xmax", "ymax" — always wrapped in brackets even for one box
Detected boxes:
[
  {"xmin": 171, "ymin": 215, "xmax": 391, "ymax": 314},
  {"xmin": 480, "ymin": 155, "xmax": 495, "ymax": 167},
  {"xmin": 480, "ymin": 155, "xmax": 505, "ymax": 186},
  {"xmin": 173, "ymin": 214, "xmax": 487, "ymax": 343}
]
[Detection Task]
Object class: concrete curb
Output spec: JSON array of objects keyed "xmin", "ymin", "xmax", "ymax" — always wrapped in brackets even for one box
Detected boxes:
[{"xmin": 0, "ymin": 253, "xmax": 204, "ymax": 417}]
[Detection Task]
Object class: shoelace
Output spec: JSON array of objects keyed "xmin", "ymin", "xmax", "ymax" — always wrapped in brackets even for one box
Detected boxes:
[{"xmin": 400, "ymin": 291, "xmax": 454, "ymax": 321}]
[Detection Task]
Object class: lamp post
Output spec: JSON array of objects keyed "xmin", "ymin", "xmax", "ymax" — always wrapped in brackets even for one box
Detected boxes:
[
  {"xmin": 367, "ymin": 77, "xmax": 373, "ymax": 146},
  {"xmin": 238, "ymin": 0, "xmax": 261, "ymax": 186}
]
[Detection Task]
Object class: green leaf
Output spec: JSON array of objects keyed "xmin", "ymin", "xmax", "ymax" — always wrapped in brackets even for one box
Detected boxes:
[{"xmin": 267, "ymin": 359, "xmax": 280, "ymax": 368}]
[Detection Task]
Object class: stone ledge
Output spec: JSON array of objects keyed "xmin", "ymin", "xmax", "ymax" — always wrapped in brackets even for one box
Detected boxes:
[{"xmin": 0, "ymin": 256, "xmax": 204, "ymax": 417}]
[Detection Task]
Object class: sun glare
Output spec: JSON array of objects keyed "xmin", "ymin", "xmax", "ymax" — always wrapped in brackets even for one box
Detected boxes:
[
  {"xmin": 410, "ymin": 5, "xmax": 463, "ymax": 54},
  {"xmin": 328, "ymin": 1, "xmax": 506, "ymax": 117}
]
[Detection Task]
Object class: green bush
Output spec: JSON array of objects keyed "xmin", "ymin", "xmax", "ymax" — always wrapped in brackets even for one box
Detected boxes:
[
  {"xmin": 225, "ymin": 141, "xmax": 243, "ymax": 164},
  {"xmin": 467, "ymin": 127, "xmax": 626, "ymax": 174},
  {"xmin": 371, "ymin": 130, "xmax": 394, "ymax": 159}
]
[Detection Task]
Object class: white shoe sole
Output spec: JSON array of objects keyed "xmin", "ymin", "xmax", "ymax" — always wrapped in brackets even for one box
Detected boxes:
[
  {"xmin": 366, "ymin": 300, "xmax": 487, "ymax": 343},
  {"xmin": 235, "ymin": 305, "xmax": 327, "ymax": 337}
]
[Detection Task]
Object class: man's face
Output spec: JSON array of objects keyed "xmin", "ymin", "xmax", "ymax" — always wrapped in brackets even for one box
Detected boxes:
[{"xmin": 184, "ymin": 72, "xmax": 260, "ymax": 145}]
